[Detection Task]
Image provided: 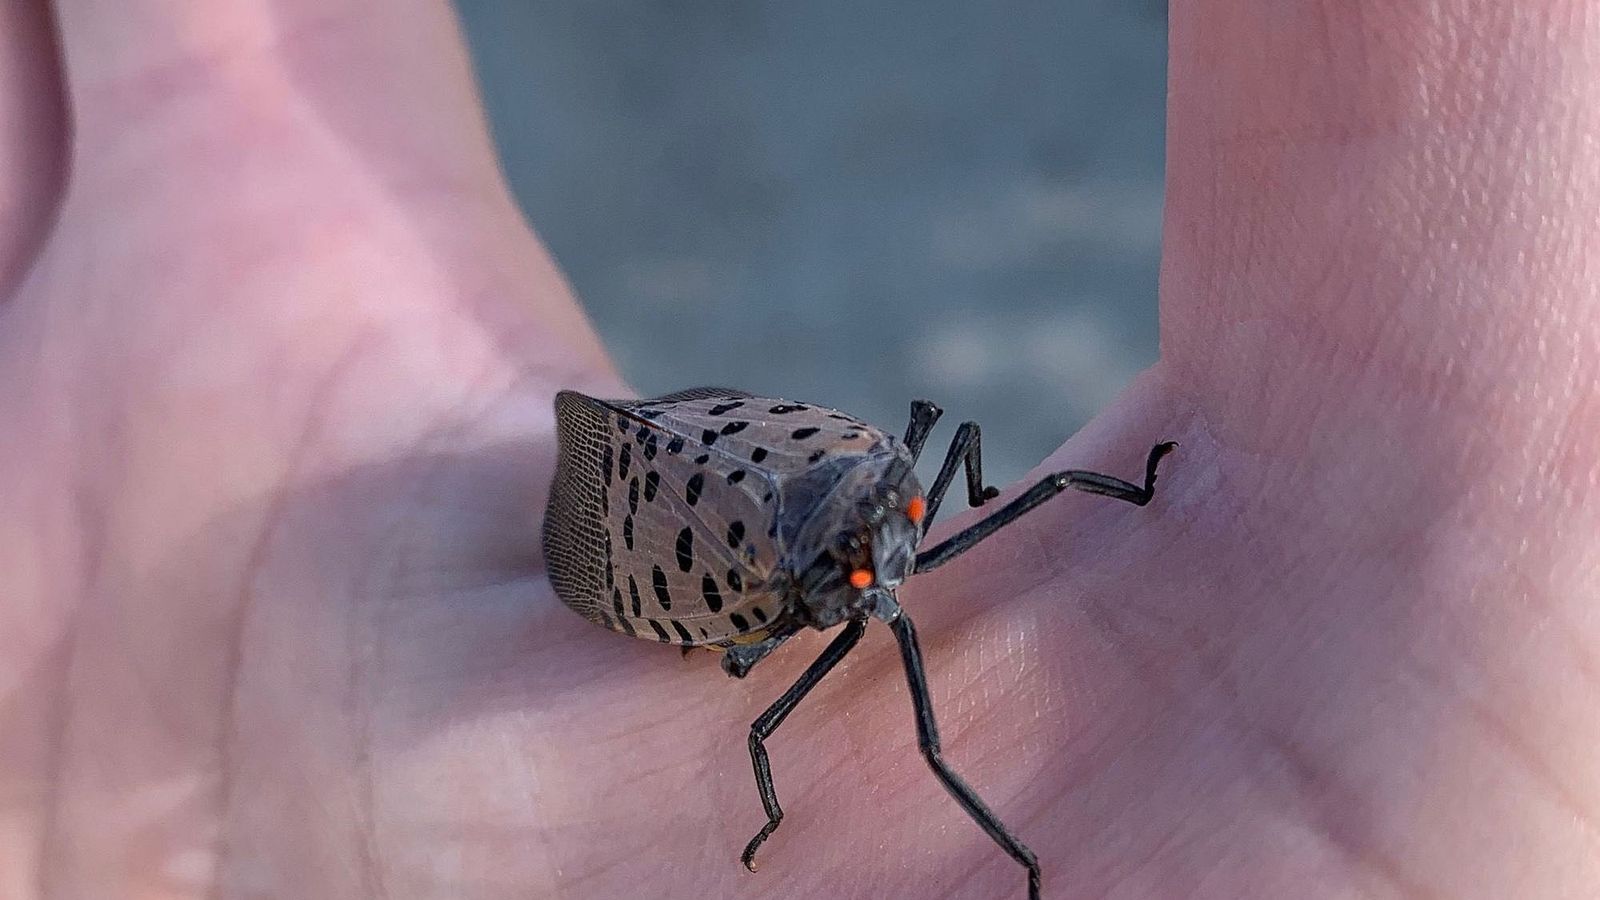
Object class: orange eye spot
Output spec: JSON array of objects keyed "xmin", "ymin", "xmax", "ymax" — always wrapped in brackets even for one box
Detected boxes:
[
  {"xmin": 906, "ymin": 496, "xmax": 926, "ymax": 524},
  {"xmin": 848, "ymin": 569, "xmax": 874, "ymax": 590}
]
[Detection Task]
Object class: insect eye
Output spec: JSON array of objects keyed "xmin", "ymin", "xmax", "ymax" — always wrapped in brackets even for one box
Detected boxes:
[
  {"xmin": 848, "ymin": 569, "xmax": 873, "ymax": 590},
  {"xmin": 906, "ymin": 496, "xmax": 926, "ymax": 524}
]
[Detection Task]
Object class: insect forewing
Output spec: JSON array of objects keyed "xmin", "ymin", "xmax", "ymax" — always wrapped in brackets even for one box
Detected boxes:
[{"xmin": 546, "ymin": 390, "xmax": 781, "ymax": 644}]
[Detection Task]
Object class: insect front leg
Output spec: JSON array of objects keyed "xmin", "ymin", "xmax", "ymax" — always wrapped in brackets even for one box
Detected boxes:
[
  {"xmin": 916, "ymin": 441, "xmax": 1176, "ymax": 573},
  {"xmin": 920, "ymin": 420, "xmax": 1002, "ymax": 532},
  {"xmin": 741, "ymin": 617, "xmax": 866, "ymax": 871},
  {"xmin": 902, "ymin": 399, "xmax": 944, "ymax": 462},
  {"xmin": 721, "ymin": 623, "xmax": 801, "ymax": 678},
  {"xmin": 889, "ymin": 613, "xmax": 1040, "ymax": 900}
]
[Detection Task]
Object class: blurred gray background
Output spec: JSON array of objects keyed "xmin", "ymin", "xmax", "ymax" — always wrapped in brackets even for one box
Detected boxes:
[{"xmin": 458, "ymin": 1, "xmax": 1167, "ymax": 484}]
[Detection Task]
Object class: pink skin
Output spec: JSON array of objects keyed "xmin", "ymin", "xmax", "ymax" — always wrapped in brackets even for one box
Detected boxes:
[{"xmin": 1, "ymin": 1, "xmax": 1596, "ymax": 897}]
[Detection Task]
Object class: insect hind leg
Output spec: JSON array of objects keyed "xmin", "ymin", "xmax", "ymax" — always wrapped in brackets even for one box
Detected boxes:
[{"xmin": 741, "ymin": 618, "xmax": 866, "ymax": 871}]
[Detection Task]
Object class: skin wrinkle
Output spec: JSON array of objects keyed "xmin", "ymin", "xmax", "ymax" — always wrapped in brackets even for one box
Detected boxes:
[
  {"xmin": 34, "ymin": 245, "xmax": 124, "ymax": 894},
  {"xmin": 1198, "ymin": 630, "xmax": 1431, "ymax": 900},
  {"xmin": 348, "ymin": 388, "xmax": 526, "ymax": 900},
  {"xmin": 1062, "ymin": 488, "xmax": 1430, "ymax": 896},
  {"xmin": 1140, "ymin": 629, "xmax": 1428, "ymax": 898},
  {"xmin": 1244, "ymin": 725, "xmax": 1429, "ymax": 900},
  {"xmin": 208, "ymin": 331, "xmax": 379, "ymax": 900},
  {"xmin": 1408, "ymin": 657, "xmax": 1600, "ymax": 851},
  {"xmin": 33, "ymin": 602, "xmax": 78, "ymax": 899}
]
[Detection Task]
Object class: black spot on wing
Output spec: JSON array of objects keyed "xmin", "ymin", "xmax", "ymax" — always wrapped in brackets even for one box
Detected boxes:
[
  {"xmin": 726, "ymin": 521, "xmax": 746, "ymax": 549},
  {"xmin": 791, "ymin": 427, "xmax": 820, "ymax": 440},
  {"xmin": 685, "ymin": 472, "xmax": 704, "ymax": 506},
  {"xmin": 675, "ymin": 527, "xmax": 694, "ymax": 572},
  {"xmin": 701, "ymin": 573, "xmax": 723, "ymax": 612},
  {"xmin": 643, "ymin": 470, "xmax": 659, "ymax": 502},
  {"xmin": 652, "ymin": 565, "xmax": 672, "ymax": 610}
]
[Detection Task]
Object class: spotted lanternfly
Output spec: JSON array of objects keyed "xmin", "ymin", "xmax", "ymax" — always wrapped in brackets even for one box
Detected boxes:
[{"xmin": 543, "ymin": 387, "xmax": 1175, "ymax": 900}]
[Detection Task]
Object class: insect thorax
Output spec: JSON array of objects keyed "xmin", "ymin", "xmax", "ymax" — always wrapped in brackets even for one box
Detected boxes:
[{"xmin": 780, "ymin": 448, "xmax": 923, "ymax": 630}]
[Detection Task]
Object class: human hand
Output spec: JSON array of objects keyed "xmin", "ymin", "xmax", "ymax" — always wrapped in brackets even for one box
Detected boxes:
[{"xmin": 1, "ymin": 2, "xmax": 1595, "ymax": 898}]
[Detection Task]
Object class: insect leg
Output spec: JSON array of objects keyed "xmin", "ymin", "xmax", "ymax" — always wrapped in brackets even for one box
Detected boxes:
[
  {"xmin": 916, "ymin": 441, "xmax": 1176, "ymax": 573},
  {"xmin": 741, "ymin": 617, "xmax": 867, "ymax": 872},
  {"xmin": 902, "ymin": 399, "xmax": 944, "ymax": 462},
  {"xmin": 889, "ymin": 613, "xmax": 1040, "ymax": 900},
  {"xmin": 921, "ymin": 421, "xmax": 1001, "ymax": 533},
  {"xmin": 721, "ymin": 622, "xmax": 802, "ymax": 678}
]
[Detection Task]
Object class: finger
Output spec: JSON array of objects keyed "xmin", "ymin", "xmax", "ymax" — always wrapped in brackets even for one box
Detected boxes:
[
  {"xmin": 1161, "ymin": 1, "xmax": 1600, "ymax": 453},
  {"xmin": 1151, "ymin": 9, "xmax": 1600, "ymax": 893},
  {"xmin": 0, "ymin": 0, "xmax": 66, "ymax": 298},
  {"xmin": 51, "ymin": 0, "xmax": 502, "ymax": 190}
]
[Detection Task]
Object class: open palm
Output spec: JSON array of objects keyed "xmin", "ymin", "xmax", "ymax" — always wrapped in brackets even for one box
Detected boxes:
[{"xmin": 3, "ymin": 2, "xmax": 1596, "ymax": 898}]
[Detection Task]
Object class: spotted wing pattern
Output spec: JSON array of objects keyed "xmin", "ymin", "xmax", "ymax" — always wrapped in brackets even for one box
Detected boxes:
[
  {"xmin": 545, "ymin": 388, "xmax": 903, "ymax": 647},
  {"xmin": 546, "ymin": 389, "xmax": 772, "ymax": 645}
]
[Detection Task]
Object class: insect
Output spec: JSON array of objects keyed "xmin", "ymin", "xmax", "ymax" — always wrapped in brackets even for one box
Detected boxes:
[{"xmin": 542, "ymin": 387, "xmax": 1175, "ymax": 900}]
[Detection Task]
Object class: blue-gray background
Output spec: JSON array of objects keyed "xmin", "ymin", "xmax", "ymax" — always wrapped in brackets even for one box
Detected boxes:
[{"xmin": 459, "ymin": 1, "xmax": 1167, "ymax": 484}]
